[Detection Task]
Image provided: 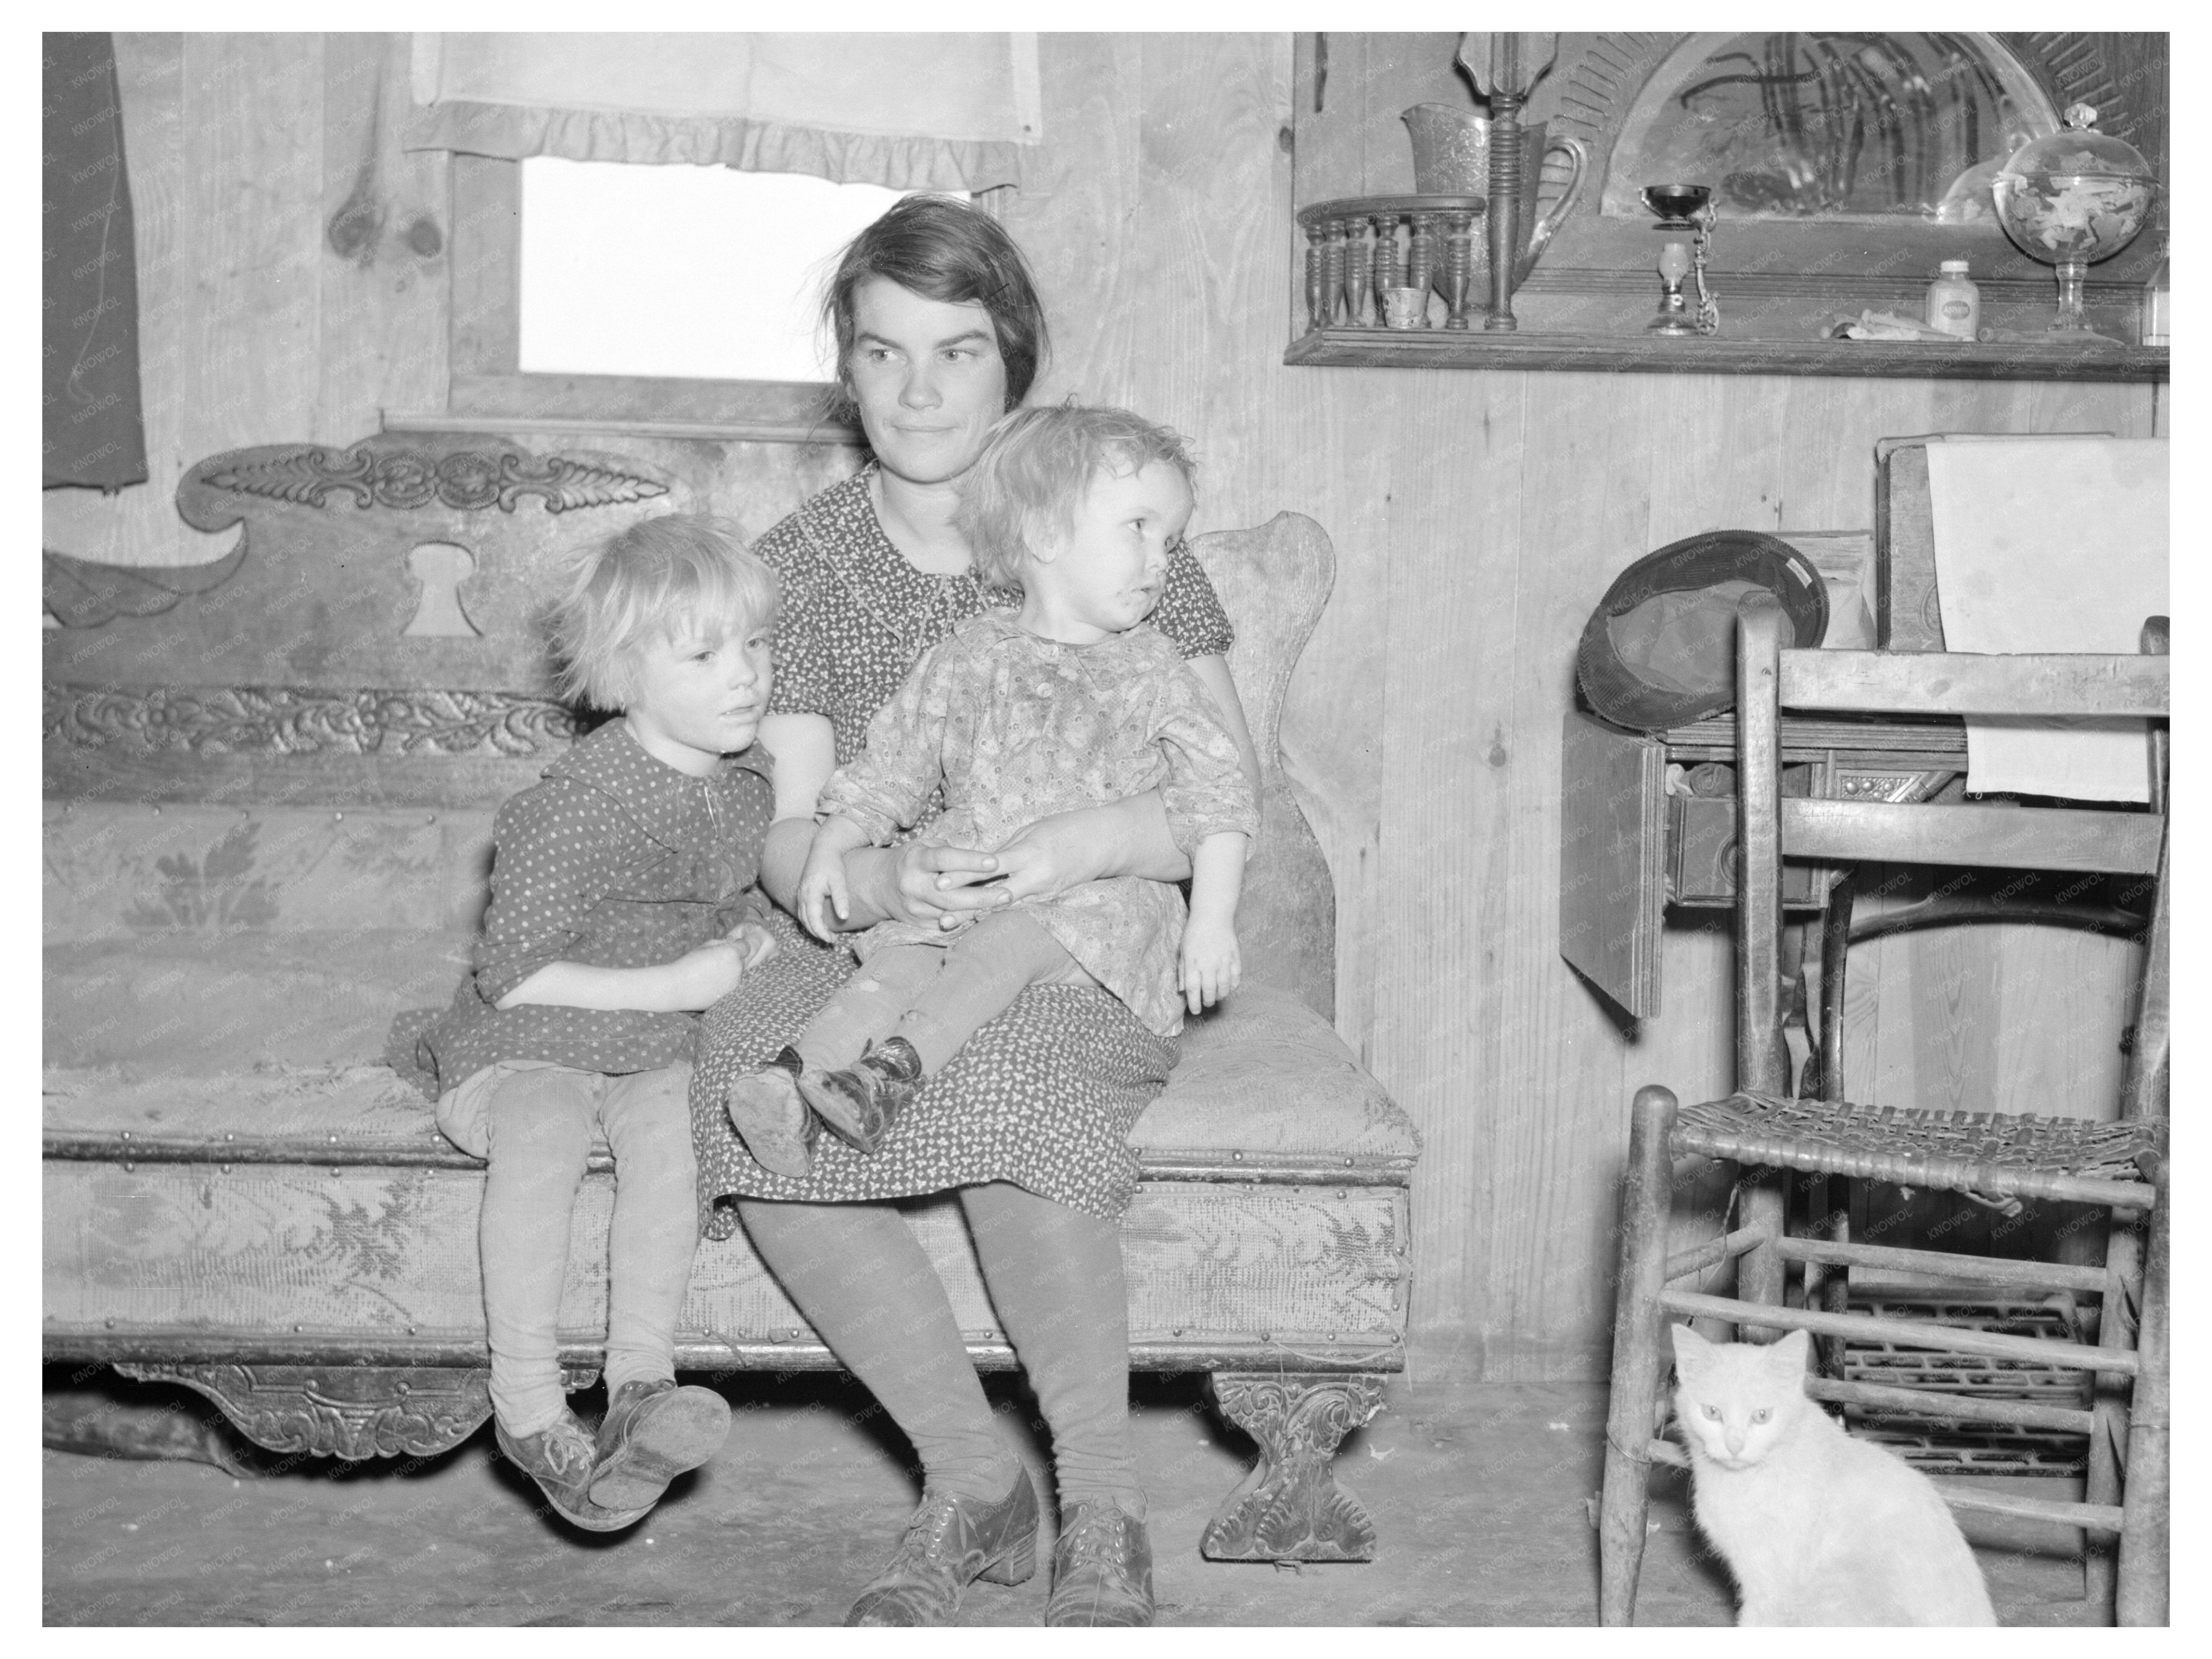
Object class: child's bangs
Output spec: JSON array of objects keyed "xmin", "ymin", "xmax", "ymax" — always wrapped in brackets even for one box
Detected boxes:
[{"xmin": 649, "ymin": 549, "xmax": 779, "ymax": 646}]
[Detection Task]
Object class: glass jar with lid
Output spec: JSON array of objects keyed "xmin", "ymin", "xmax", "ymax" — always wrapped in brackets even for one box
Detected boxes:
[{"xmin": 1992, "ymin": 104, "xmax": 2159, "ymax": 331}]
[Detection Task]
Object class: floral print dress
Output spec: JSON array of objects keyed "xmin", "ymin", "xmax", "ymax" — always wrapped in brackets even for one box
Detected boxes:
[
  {"xmin": 825, "ymin": 611, "xmax": 1257, "ymax": 1039},
  {"xmin": 690, "ymin": 466, "xmax": 1236, "ymax": 1227}
]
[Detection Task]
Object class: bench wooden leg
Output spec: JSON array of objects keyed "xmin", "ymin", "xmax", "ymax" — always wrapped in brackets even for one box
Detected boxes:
[
  {"xmin": 1200, "ymin": 1371, "xmax": 1386, "ymax": 1562},
  {"xmin": 43, "ymin": 1385, "xmax": 261, "ymax": 1475},
  {"xmin": 114, "ymin": 1362, "xmax": 494, "ymax": 1461}
]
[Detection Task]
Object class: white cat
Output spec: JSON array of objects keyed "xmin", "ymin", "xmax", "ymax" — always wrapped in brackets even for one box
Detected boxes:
[{"xmin": 1671, "ymin": 1324, "xmax": 1998, "ymax": 1626}]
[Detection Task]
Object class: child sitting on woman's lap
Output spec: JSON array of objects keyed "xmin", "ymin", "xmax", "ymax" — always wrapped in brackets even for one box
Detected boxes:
[
  {"xmin": 405, "ymin": 514, "xmax": 780, "ymax": 1531},
  {"xmin": 725, "ymin": 406, "xmax": 1258, "ymax": 1176}
]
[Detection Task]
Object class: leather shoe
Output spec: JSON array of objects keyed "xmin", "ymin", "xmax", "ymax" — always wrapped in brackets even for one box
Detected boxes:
[
  {"xmin": 844, "ymin": 1467, "xmax": 1040, "ymax": 1626},
  {"xmin": 587, "ymin": 1378, "xmax": 730, "ymax": 1514},
  {"xmin": 1045, "ymin": 1499, "xmax": 1154, "ymax": 1627},
  {"xmin": 726, "ymin": 1046, "xmax": 820, "ymax": 1176},
  {"xmin": 802, "ymin": 1036, "xmax": 922, "ymax": 1155},
  {"xmin": 495, "ymin": 1409, "xmax": 652, "ymax": 1533}
]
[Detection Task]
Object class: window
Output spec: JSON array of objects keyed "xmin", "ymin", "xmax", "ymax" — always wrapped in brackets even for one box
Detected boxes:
[
  {"xmin": 517, "ymin": 162, "xmax": 951, "ymax": 383},
  {"xmin": 407, "ymin": 33, "xmax": 1038, "ymax": 440}
]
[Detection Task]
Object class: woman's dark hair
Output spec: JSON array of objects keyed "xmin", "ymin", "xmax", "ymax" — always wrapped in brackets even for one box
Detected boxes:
[{"xmin": 822, "ymin": 195, "xmax": 1050, "ymax": 418}]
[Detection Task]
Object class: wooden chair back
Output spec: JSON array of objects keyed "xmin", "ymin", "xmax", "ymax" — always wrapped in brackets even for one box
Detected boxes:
[{"xmin": 1732, "ymin": 590, "xmax": 2169, "ymax": 1103}]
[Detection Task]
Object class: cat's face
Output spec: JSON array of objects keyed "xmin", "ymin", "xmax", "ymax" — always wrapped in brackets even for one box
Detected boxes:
[{"xmin": 1671, "ymin": 1326, "xmax": 1811, "ymax": 1469}]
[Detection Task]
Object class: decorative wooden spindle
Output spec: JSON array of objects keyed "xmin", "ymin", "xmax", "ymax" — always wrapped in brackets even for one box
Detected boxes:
[
  {"xmin": 1406, "ymin": 213, "xmax": 1435, "ymax": 317},
  {"xmin": 1441, "ymin": 211, "xmax": 1477, "ymax": 329},
  {"xmin": 1373, "ymin": 214, "xmax": 1401, "ymax": 301},
  {"xmin": 1304, "ymin": 228, "xmax": 1326, "ymax": 333},
  {"xmin": 1346, "ymin": 216, "xmax": 1376, "ymax": 327},
  {"xmin": 1319, "ymin": 218, "xmax": 1346, "ymax": 329},
  {"xmin": 1296, "ymin": 196, "xmax": 1482, "ymax": 332}
]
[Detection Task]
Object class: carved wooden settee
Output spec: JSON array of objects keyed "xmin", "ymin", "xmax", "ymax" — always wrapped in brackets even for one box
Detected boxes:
[{"xmin": 42, "ymin": 434, "xmax": 1418, "ymax": 1563}]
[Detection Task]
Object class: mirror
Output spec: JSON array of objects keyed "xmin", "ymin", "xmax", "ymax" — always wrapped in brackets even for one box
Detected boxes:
[{"xmin": 1601, "ymin": 33, "xmax": 2056, "ymax": 225}]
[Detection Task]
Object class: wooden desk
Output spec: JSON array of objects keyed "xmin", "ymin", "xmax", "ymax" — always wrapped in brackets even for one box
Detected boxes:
[{"xmin": 1559, "ymin": 708, "xmax": 1965, "ymax": 1019}]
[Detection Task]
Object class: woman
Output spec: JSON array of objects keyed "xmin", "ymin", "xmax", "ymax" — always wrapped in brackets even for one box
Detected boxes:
[{"xmin": 690, "ymin": 195, "xmax": 1258, "ymax": 1628}]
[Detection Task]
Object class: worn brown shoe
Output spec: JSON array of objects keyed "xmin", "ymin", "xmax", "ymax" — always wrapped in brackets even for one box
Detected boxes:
[
  {"xmin": 801, "ymin": 1036, "xmax": 922, "ymax": 1156},
  {"xmin": 726, "ymin": 1046, "xmax": 820, "ymax": 1176},
  {"xmin": 1045, "ymin": 1500, "xmax": 1155, "ymax": 1627},
  {"xmin": 843, "ymin": 1467, "xmax": 1041, "ymax": 1626},
  {"xmin": 495, "ymin": 1409, "xmax": 652, "ymax": 1533},
  {"xmin": 586, "ymin": 1378, "xmax": 730, "ymax": 1514}
]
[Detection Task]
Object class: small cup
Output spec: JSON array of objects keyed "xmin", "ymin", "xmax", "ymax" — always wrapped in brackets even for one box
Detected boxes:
[{"xmin": 1382, "ymin": 286, "xmax": 1428, "ymax": 330}]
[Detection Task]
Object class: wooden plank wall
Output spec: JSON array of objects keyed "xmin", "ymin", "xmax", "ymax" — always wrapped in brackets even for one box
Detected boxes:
[
  {"xmin": 1007, "ymin": 35, "xmax": 2163, "ymax": 1379},
  {"xmin": 42, "ymin": 34, "xmax": 450, "ymax": 568},
  {"xmin": 63, "ymin": 32, "xmax": 2166, "ymax": 1380}
]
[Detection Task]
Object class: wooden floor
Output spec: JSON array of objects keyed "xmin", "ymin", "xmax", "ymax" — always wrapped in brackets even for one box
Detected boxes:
[{"xmin": 43, "ymin": 1372, "xmax": 2100, "ymax": 1627}]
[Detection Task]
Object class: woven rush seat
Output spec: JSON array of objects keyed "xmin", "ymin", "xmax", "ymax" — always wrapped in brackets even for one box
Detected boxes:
[{"xmin": 1671, "ymin": 1092, "xmax": 2164, "ymax": 1203}]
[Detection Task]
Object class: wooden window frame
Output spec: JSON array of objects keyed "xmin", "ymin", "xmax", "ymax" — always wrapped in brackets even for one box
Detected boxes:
[{"xmin": 428, "ymin": 155, "xmax": 864, "ymax": 444}]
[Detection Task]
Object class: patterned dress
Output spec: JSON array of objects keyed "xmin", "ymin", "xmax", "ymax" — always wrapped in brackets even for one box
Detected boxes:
[
  {"xmin": 826, "ymin": 611, "xmax": 1257, "ymax": 1039},
  {"xmin": 400, "ymin": 720, "xmax": 776, "ymax": 1095},
  {"xmin": 691, "ymin": 466, "xmax": 1236, "ymax": 1229}
]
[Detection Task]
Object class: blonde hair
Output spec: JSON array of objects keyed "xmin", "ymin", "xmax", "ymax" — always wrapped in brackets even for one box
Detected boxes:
[
  {"xmin": 954, "ymin": 405, "xmax": 1197, "ymax": 591},
  {"xmin": 548, "ymin": 514, "xmax": 780, "ymax": 710}
]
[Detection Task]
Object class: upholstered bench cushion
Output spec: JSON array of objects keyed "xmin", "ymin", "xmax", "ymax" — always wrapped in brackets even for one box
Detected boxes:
[
  {"xmin": 42, "ymin": 981, "xmax": 1416, "ymax": 1173},
  {"xmin": 1132, "ymin": 984, "xmax": 1418, "ymax": 1171},
  {"xmin": 46, "ymin": 804, "xmax": 1417, "ymax": 1169}
]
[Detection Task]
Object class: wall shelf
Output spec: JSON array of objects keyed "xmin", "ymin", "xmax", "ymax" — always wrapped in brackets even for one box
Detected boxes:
[{"xmin": 1285, "ymin": 330, "xmax": 2169, "ymax": 382}]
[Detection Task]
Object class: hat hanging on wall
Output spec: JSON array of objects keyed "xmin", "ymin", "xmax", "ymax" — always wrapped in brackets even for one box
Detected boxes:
[{"xmin": 1576, "ymin": 530, "xmax": 1828, "ymax": 732}]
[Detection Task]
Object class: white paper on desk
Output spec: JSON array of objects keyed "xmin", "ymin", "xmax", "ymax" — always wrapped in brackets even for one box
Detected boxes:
[{"xmin": 1924, "ymin": 437, "xmax": 2167, "ymax": 802}]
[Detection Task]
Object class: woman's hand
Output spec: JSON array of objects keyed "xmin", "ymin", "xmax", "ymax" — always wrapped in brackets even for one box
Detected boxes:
[
  {"xmin": 985, "ymin": 795, "xmax": 1191, "ymax": 903},
  {"xmin": 983, "ymin": 815, "xmax": 1109, "ymax": 903},
  {"xmin": 881, "ymin": 840, "xmax": 1013, "ymax": 930}
]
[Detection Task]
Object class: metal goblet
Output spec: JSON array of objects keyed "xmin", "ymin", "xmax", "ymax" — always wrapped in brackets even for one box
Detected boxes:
[{"xmin": 1641, "ymin": 184, "xmax": 1719, "ymax": 337}]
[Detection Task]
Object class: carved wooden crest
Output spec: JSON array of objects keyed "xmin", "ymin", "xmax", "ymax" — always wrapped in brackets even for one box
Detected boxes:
[{"xmin": 196, "ymin": 442, "xmax": 669, "ymax": 514}]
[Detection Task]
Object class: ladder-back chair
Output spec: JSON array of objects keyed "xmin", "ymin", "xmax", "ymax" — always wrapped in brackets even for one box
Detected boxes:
[{"xmin": 1597, "ymin": 591, "xmax": 2170, "ymax": 1626}]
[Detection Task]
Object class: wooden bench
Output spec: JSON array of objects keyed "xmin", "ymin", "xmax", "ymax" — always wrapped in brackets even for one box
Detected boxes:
[{"xmin": 42, "ymin": 433, "xmax": 1419, "ymax": 1562}]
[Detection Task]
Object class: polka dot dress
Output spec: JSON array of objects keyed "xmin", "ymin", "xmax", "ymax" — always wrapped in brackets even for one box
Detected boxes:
[
  {"xmin": 405, "ymin": 721, "xmax": 777, "ymax": 1095},
  {"xmin": 690, "ymin": 467, "xmax": 1235, "ymax": 1232}
]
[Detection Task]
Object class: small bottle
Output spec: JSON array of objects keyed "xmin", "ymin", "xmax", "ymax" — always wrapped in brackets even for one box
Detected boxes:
[
  {"xmin": 1926, "ymin": 260, "xmax": 1980, "ymax": 341},
  {"xmin": 2141, "ymin": 244, "xmax": 2169, "ymax": 346}
]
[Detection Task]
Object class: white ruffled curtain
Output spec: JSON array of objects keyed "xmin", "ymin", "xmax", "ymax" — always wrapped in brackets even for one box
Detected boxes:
[{"xmin": 403, "ymin": 32, "xmax": 1040, "ymax": 191}]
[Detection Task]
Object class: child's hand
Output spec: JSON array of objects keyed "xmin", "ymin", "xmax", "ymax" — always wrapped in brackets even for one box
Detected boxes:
[
  {"xmin": 725, "ymin": 919, "xmax": 778, "ymax": 972},
  {"xmin": 797, "ymin": 841, "xmax": 852, "ymax": 942},
  {"xmin": 667, "ymin": 938, "xmax": 749, "ymax": 1011},
  {"xmin": 1178, "ymin": 916, "xmax": 1242, "ymax": 1015}
]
